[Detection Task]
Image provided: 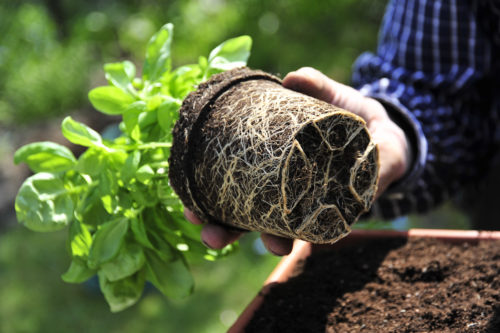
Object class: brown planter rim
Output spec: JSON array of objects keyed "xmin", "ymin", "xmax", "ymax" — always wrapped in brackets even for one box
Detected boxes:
[{"xmin": 229, "ymin": 228, "xmax": 500, "ymax": 332}]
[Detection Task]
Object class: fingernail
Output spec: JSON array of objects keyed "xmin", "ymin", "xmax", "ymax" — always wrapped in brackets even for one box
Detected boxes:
[
  {"xmin": 266, "ymin": 245, "xmax": 281, "ymax": 256},
  {"xmin": 201, "ymin": 238, "xmax": 214, "ymax": 249}
]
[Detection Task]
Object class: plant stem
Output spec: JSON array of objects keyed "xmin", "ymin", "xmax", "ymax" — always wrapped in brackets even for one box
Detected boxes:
[{"xmin": 136, "ymin": 142, "xmax": 172, "ymax": 150}]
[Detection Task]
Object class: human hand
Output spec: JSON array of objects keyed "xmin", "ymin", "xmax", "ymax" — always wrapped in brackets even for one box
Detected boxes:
[
  {"xmin": 283, "ymin": 67, "xmax": 410, "ymax": 196},
  {"xmin": 184, "ymin": 67, "xmax": 410, "ymax": 256},
  {"xmin": 184, "ymin": 208, "xmax": 293, "ymax": 256}
]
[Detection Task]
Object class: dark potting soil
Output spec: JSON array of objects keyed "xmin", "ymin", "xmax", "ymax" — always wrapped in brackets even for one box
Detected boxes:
[{"xmin": 246, "ymin": 238, "xmax": 500, "ymax": 332}]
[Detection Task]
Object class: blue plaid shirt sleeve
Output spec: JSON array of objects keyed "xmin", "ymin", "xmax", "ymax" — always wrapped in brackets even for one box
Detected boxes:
[{"xmin": 352, "ymin": 0, "xmax": 500, "ymax": 219}]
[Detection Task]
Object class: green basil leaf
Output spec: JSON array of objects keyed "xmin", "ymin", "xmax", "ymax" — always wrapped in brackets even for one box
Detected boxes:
[
  {"xmin": 104, "ymin": 61, "xmax": 136, "ymax": 95},
  {"xmin": 123, "ymin": 101, "xmax": 146, "ymax": 141},
  {"xmin": 145, "ymin": 251, "xmax": 194, "ymax": 299},
  {"xmin": 129, "ymin": 183, "xmax": 155, "ymax": 208},
  {"xmin": 76, "ymin": 148, "xmax": 105, "ymax": 176},
  {"xmin": 146, "ymin": 229, "xmax": 174, "ymax": 262},
  {"xmin": 157, "ymin": 178, "xmax": 177, "ymax": 203},
  {"xmin": 69, "ymin": 221, "xmax": 92, "ymax": 258},
  {"xmin": 14, "ymin": 142, "xmax": 76, "ymax": 173},
  {"xmin": 136, "ymin": 164, "xmax": 154, "ymax": 184},
  {"xmin": 182, "ymin": 239, "xmax": 219, "ymax": 263},
  {"xmin": 117, "ymin": 190, "xmax": 134, "ymax": 215},
  {"xmin": 155, "ymin": 207, "xmax": 200, "ymax": 241},
  {"xmin": 88, "ymin": 86, "xmax": 136, "ymax": 115},
  {"xmin": 207, "ymin": 35, "xmax": 252, "ymax": 71},
  {"xmin": 171, "ymin": 214, "xmax": 203, "ymax": 241},
  {"xmin": 106, "ymin": 150, "xmax": 128, "ymax": 170},
  {"xmin": 15, "ymin": 172, "xmax": 74, "ymax": 232},
  {"xmin": 130, "ymin": 217, "xmax": 154, "ymax": 249},
  {"xmin": 101, "ymin": 195, "xmax": 115, "ymax": 215},
  {"xmin": 157, "ymin": 98, "xmax": 181, "ymax": 132},
  {"xmin": 101, "ymin": 243, "xmax": 146, "ymax": 282},
  {"xmin": 146, "ymin": 95, "xmax": 163, "ymax": 111},
  {"xmin": 62, "ymin": 258, "xmax": 96, "ymax": 283},
  {"xmin": 198, "ymin": 56, "xmax": 208, "ymax": 71},
  {"xmin": 121, "ymin": 151, "xmax": 141, "ymax": 182},
  {"xmin": 98, "ymin": 270, "xmax": 145, "ymax": 312},
  {"xmin": 138, "ymin": 109, "xmax": 157, "ymax": 129},
  {"xmin": 88, "ymin": 218, "xmax": 129, "ymax": 268},
  {"xmin": 61, "ymin": 116, "xmax": 103, "ymax": 147},
  {"xmin": 99, "ymin": 168, "xmax": 119, "ymax": 196},
  {"xmin": 143, "ymin": 23, "xmax": 173, "ymax": 82},
  {"xmin": 168, "ymin": 64, "xmax": 203, "ymax": 99},
  {"xmin": 75, "ymin": 185, "xmax": 112, "ymax": 227}
]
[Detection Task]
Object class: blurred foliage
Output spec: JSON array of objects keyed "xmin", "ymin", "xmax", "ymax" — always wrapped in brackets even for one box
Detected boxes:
[
  {"xmin": 0, "ymin": 227, "xmax": 280, "ymax": 333},
  {"xmin": 0, "ymin": 0, "xmax": 385, "ymax": 125},
  {"xmin": 0, "ymin": 3, "xmax": 89, "ymax": 124}
]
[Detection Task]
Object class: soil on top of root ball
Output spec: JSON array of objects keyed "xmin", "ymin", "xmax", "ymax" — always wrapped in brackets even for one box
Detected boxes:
[{"xmin": 246, "ymin": 238, "xmax": 500, "ymax": 333}]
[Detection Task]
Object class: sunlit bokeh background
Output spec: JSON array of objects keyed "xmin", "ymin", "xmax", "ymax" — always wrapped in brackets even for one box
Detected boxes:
[{"xmin": 0, "ymin": 1, "xmax": 471, "ymax": 332}]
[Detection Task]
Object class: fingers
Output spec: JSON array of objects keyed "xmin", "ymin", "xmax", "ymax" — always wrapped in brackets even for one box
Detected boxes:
[
  {"xmin": 201, "ymin": 225, "xmax": 293, "ymax": 256},
  {"xmin": 199, "ymin": 222, "xmax": 293, "ymax": 256},
  {"xmin": 184, "ymin": 208, "xmax": 203, "ymax": 225},
  {"xmin": 184, "ymin": 209, "xmax": 293, "ymax": 255},
  {"xmin": 369, "ymin": 120, "xmax": 410, "ymax": 197},
  {"xmin": 283, "ymin": 67, "xmax": 382, "ymax": 123},
  {"xmin": 184, "ymin": 208, "xmax": 242, "ymax": 248},
  {"xmin": 201, "ymin": 223, "xmax": 243, "ymax": 249},
  {"xmin": 261, "ymin": 233, "xmax": 294, "ymax": 256},
  {"xmin": 201, "ymin": 227, "xmax": 293, "ymax": 256}
]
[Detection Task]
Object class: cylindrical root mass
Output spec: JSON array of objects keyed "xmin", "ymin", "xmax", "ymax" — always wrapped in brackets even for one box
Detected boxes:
[{"xmin": 169, "ymin": 68, "xmax": 379, "ymax": 243}]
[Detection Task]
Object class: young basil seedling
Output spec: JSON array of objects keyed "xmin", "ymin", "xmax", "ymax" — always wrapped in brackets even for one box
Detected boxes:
[{"xmin": 14, "ymin": 23, "xmax": 251, "ymax": 312}]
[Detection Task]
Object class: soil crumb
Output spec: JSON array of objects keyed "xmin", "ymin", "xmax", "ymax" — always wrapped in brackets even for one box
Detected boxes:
[{"xmin": 246, "ymin": 238, "xmax": 500, "ymax": 332}]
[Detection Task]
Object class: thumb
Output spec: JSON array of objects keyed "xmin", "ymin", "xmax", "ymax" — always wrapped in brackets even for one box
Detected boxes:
[
  {"xmin": 282, "ymin": 67, "xmax": 357, "ymax": 108},
  {"xmin": 283, "ymin": 67, "xmax": 333, "ymax": 101},
  {"xmin": 283, "ymin": 67, "xmax": 384, "ymax": 124}
]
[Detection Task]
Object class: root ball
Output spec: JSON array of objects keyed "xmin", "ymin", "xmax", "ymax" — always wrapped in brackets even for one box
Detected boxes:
[{"xmin": 169, "ymin": 68, "xmax": 379, "ymax": 243}]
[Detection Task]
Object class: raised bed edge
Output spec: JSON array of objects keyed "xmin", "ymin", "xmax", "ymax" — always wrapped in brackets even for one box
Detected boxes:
[{"xmin": 229, "ymin": 228, "xmax": 500, "ymax": 332}]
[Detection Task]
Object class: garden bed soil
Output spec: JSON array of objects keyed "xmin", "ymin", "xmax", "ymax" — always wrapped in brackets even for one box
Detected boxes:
[{"xmin": 243, "ymin": 233, "xmax": 500, "ymax": 332}]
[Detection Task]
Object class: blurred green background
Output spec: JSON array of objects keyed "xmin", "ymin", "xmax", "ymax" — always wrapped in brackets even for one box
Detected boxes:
[{"xmin": 0, "ymin": 0, "xmax": 472, "ymax": 332}]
